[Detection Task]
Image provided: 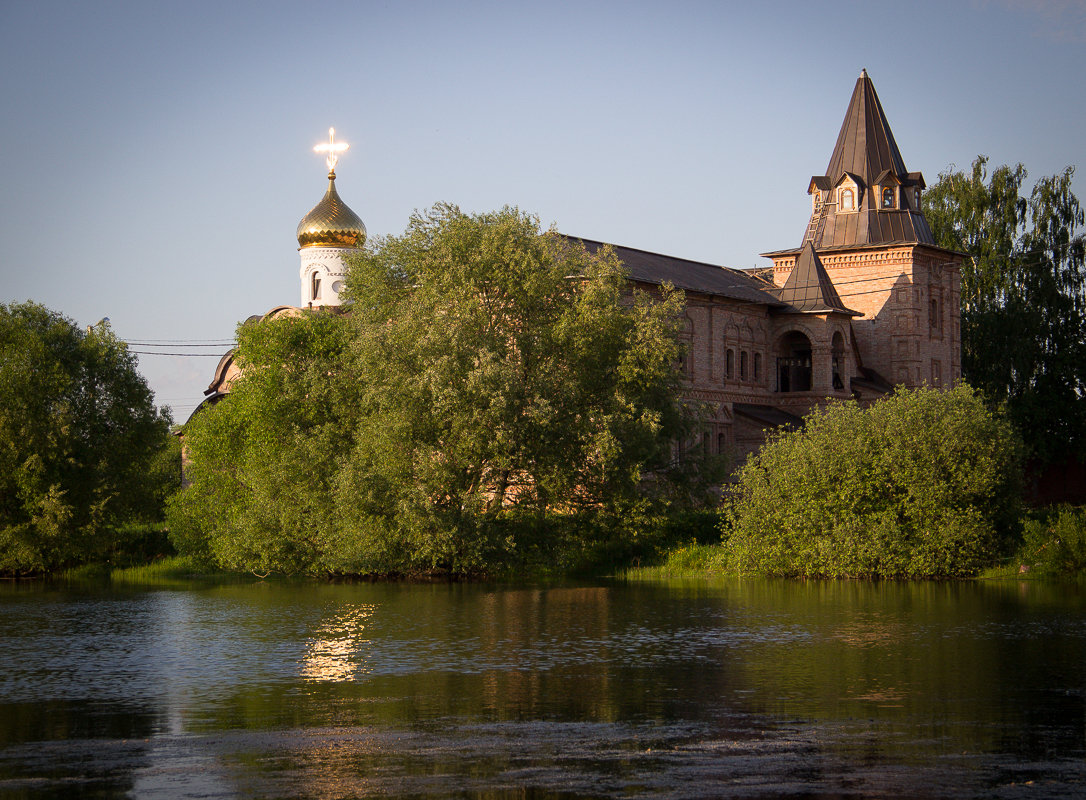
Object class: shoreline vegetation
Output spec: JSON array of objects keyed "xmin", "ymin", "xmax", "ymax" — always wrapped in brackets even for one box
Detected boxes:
[{"xmin": 35, "ymin": 501, "xmax": 1086, "ymax": 586}]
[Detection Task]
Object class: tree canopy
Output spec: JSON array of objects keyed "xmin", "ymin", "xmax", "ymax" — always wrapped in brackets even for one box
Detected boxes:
[
  {"xmin": 170, "ymin": 205, "xmax": 707, "ymax": 576},
  {"xmin": 0, "ymin": 303, "xmax": 175, "ymax": 574},
  {"xmin": 924, "ymin": 157, "xmax": 1086, "ymax": 463},
  {"xmin": 722, "ymin": 386, "xmax": 1022, "ymax": 579}
]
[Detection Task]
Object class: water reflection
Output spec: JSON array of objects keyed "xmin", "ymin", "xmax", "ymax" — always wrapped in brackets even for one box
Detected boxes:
[
  {"xmin": 0, "ymin": 578, "xmax": 1084, "ymax": 798},
  {"xmin": 300, "ymin": 604, "xmax": 376, "ymax": 682}
]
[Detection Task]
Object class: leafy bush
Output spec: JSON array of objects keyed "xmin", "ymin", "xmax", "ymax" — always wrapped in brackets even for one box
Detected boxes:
[
  {"xmin": 1019, "ymin": 506, "xmax": 1086, "ymax": 575},
  {"xmin": 722, "ymin": 385, "xmax": 1023, "ymax": 578}
]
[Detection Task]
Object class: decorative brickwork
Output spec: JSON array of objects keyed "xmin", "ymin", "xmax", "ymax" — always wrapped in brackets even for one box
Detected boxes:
[{"xmin": 768, "ymin": 245, "xmax": 961, "ymax": 388}]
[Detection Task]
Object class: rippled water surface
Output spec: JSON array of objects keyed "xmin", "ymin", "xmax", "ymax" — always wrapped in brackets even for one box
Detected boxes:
[{"xmin": 1, "ymin": 578, "xmax": 1084, "ymax": 798}]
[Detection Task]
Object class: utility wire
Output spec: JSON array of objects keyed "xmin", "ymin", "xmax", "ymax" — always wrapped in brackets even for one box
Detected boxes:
[
  {"xmin": 120, "ymin": 337, "xmax": 236, "ymax": 343},
  {"xmin": 130, "ymin": 351, "xmax": 229, "ymax": 357},
  {"xmin": 125, "ymin": 341, "xmax": 233, "ymax": 347}
]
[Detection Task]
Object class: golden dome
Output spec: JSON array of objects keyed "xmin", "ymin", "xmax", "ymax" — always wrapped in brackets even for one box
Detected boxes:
[{"xmin": 296, "ymin": 172, "xmax": 366, "ymax": 249}]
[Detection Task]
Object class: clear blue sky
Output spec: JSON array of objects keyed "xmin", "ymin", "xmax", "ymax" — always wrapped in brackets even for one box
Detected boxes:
[{"xmin": 2, "ymin": 0, "xmax": 1083, "ymax": 422}]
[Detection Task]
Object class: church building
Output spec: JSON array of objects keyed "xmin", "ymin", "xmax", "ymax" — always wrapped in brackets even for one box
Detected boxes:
[{"xmin": 199, "ymin": 71, "xmax": 962, "ymax": 464}]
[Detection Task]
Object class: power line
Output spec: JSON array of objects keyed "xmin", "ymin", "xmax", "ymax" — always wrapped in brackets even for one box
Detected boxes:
[
  {"xmin": 125, "ymin": 341, "xmax": 234, "ymax": 347},
  {"xmin": 120, "ymin": 337, "xmax": 236, "ymax": 343},
  {"xmin": 130, "ymin": 351, "xmax": 229, "ymax": 357}
]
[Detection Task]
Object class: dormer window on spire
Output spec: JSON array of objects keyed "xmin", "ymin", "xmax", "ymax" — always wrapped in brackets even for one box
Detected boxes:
[
  {"xmin": 835, "ymin": 174, "xmax": 861, "ymax": 213},
  {"xmin": 874, "ymin": 170, "xmax": 902, "ymax": 211}
]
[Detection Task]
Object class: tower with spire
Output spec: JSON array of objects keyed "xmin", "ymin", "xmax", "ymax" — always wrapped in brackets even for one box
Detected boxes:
[
  {"xmin": 296, "ymin": 128, "xmax": 366, "ymax": 308},
  {"xmin": 762, "ymin": 69, "xmax": 961, "ymax": 390}
]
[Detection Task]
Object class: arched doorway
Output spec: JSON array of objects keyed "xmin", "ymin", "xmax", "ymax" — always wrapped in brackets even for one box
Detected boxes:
[
  {"xmin": 777, "ymin": 331, "xmax": 812, "ymax": 392},
  {"xmin": 832, "ymin": 331, "xmax": 846, "ymax": 391}
]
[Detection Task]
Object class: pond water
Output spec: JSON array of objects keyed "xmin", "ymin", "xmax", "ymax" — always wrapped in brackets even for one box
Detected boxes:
[{"xmin": 0, "ymin": 577, "xmax": 1084, "ymax": 798}]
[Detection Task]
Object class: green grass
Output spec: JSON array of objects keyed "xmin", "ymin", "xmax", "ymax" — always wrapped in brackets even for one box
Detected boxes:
[
  {"xmin": 59, "ymin": 555, "xmax": 243, "ymax": 587},
  {"xmin": 109, "ymin": 555, "xmax": 214, "ymax": 583},
  {"xmin": 59, "ymin": 563, "xmax": 113, "ymax": 581},
  {"xmin": 977, "ymin": 561, "xmax": 1038, "ymax": 580},
  {"xmin": 624, "ymin": 542, "xmax": 729, "ymax": 580}
]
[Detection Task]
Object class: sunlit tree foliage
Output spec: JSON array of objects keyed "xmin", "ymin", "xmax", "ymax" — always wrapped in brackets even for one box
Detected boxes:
[
  {"xmin": 925, "ymin": 157, "xmax": 1086, "ymax": 464},
  {"xmin": 170, "ymin": 205, "xmax": 710, "ymax": 575},
  {"xmin": 0, "ymin": 303, "xmax": 175, "ymax": 573}
]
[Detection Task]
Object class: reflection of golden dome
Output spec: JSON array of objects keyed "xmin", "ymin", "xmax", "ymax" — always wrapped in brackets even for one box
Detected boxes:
[{"xmin": 296, "ymin": 172, "xmax": 366, "ymax": 248}]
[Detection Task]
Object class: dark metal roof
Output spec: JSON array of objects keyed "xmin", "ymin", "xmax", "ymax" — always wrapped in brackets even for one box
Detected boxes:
[
  {"xmin": 776, "ymin": 242, "xmax": 859, "ymax": 315},
  {"xmin": 851, "ymin": 367, "xmax": 892, "ymax": 395},
  {"xmin": 733, "ymin": 403, "xmax": 804, "ymax": 430},
  {"xmin": 827, "ymin": 70, "xmax": 908, "ymax": 185},
  {"xmin": 803, "ymin": 69, "xmax": 935, "ymax": 250},
  {"xmin": 814, "ymin": 207, "xmax": 936, "ymax": 250},
  {"xmin": 567, "ymin": 236, "xmax": 788, "ymax": 307}
]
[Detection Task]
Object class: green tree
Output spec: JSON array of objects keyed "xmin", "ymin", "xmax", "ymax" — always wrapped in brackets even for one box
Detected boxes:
[
  {"xmin": 338, "ymin": 204, "xmax": 701, "ymax": 572},
  {"xmin": 167, "ymin": 310, "xmax": 355, "ymax": 574},
  {"xmin": 722, "ymin": 386, "xmax": 1022, "ymax": 579},
  {"xmin": 170, "ymin": 204, "xmax": 705, "ymax": 575},
  {"xmin": 0, "ymin": 303, "xmax": 175, "ymax": 574},
  {"xmin": 924, "ymin": 157, "xmax": 1086, "ymax": 463}
]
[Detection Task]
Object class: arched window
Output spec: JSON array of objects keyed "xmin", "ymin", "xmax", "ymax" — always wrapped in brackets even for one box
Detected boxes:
[
  {"xmin": 740, "ymin": 351, "xmax": 749, "ymax": 381},
  {"xmin": 311, "ymin": 271, "xmax": 322, "ymax": 301},
  {"xmin": 725, "ymin": 348, "xmax": 735, "ymax": 380},
  {"xmin": 677, "ymin": 316, "xmax": 694, "ymax": 379},
  {"xmin": 840, "ymin": 188, "xmax": 855, "ymax": 212},
  {"xmin": 753, "ymin": 352, "xmax": 762, "ymax": 382},
  {"xmin": 776, "ymin": 331, "xmax": 812, "ymax": 392},
  {"xmin": 881, "ymin": 186, "xmax": 895, "ymax": 208},
  {"xmin": 832, "ymin": 332, "xmax": 846, "ymax": 391}
]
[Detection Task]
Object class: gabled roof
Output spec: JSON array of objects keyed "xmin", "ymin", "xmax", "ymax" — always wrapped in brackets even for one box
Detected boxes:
[
  {"xmin": 567, "ymin": 236, "xmax": 789, "ymax": 307},
  {"xmin": 834, "ymin": 171, "xmax": 864, "ymax": 189},
  {"xmin": 873, "ymin": 168, "xmax": 902, "ymax": 185},
  {"xmin": 802, "ymin": 69, "xmax": 935, "ymax": 249},
  {"xmin": 776, "ymin": 242, "xmax": 859, "ymax": 315}
]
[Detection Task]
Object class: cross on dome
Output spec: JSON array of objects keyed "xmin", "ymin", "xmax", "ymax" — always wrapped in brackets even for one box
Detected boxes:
[{"xmin": 313, "ymin": 127, "xmax": 349, "ymax": 173}]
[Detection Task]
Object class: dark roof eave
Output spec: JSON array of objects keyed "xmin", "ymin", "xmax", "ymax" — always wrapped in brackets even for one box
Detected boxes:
[
  {"xmin": 772, "ymin": 306, "xmax": 863, "ymax": 317},
  {"xmin": 733, "ymin": 403, "xmax": 805, "ymax": 429},
  {"xmin": 760, "ymin": 241, "xmax": 969, "ymax": 259}
]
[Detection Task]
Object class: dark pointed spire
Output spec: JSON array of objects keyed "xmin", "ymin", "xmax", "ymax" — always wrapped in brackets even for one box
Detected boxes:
[
  {"xmin": 803, "ymin": 71, "xmax": 934, "ymax": 249},
  {"xmin": 778, "ymin": 242, "xmax": 859, "ymax": 315},
  {"xmin": 825, "ymin": 69, "xmax": 908, "ymax": 186}
]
